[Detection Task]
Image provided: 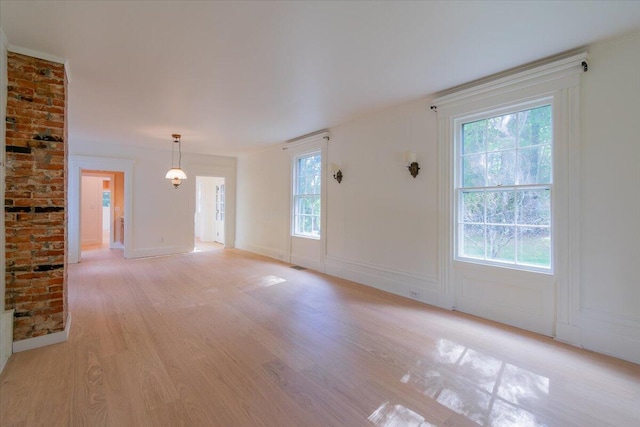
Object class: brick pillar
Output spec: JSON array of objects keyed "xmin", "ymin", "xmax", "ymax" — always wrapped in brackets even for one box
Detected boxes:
[{"xmin": 4, "ymin": 52, "xmax": 67, "ymax": 340}]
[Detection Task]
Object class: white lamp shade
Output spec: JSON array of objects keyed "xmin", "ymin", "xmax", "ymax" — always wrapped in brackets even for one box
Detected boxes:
[
  {"xmin": 329, "ymin": 163, "xmax": 340, "ymax": 173},
  {"xmin": 404, "ymin": 151, "xmax": 417, "ymax": 163},
  {"xmin": 165, "ymin": 168, "xmax": 188, "ymax": 180}
]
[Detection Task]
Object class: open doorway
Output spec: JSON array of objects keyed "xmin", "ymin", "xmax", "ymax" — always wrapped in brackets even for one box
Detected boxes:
[
  {"xmin": 80, "ymin": 170, "xmax": 125, "ymax": 256},
  {"xmin": 194, "ymin": 176, "xmax": 225, "ymax": 252}
]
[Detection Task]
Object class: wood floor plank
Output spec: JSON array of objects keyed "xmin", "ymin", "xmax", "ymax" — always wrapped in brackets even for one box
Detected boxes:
[{"xmin": 1, "ymin": 247, "xmax": 639, "ymax": 426}]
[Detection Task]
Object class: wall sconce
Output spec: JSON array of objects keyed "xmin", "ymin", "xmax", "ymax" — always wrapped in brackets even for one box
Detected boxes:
[
  {"xmin": 404, "ymin": 151, "xmax": 420, "ymax": 178},
  {"xmin": 165, "ymin": 134, "xmax": 188, "ymax": 189},
  {"xmin": 330, "ymin": 163, "xmax": 343, "ymax": 184}
]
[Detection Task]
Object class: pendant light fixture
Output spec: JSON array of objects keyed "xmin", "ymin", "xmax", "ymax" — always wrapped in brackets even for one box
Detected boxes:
[{"xmin": 165, "ymin": 133, "xmax": 187, "ymax": 189}]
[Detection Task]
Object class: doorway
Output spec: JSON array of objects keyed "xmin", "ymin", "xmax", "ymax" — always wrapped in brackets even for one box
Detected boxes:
[
  {"xmin": 194, "ymin": 176, "xmax": 225, "ymax": 251},
  {"xmin": 80, "ymin": 170, "xmax": 125, "ymax": 256}
]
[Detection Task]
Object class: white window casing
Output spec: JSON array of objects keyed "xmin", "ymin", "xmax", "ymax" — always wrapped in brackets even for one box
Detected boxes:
[{"xmin": 433, "ymin": 53, "xmax": 585, "ymax": 337}]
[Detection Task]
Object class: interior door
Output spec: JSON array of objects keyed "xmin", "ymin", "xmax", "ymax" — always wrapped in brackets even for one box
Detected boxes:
[
  {"xmin": 215, "ymin": 179, "xmax": 225, "ymax": 244},
  {"xmin": 80, "ymin": 175, "xmax": 103, "ymax": 246}
]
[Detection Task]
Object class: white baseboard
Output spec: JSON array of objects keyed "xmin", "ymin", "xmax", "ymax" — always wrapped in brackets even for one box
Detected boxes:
[
  {"xmin": 324, "ymin": 255, "xmax": 449, "ymax": 309},
  {"xmin": 110, "ymin": 241, "xmax": 124, "ymax": 250},
  {"xmin": 127, "ymin": 246, "xmax": 191, "ymax": 259},
  {"xmin": 237, "ymin": 246, "xmax": 448, "ymax": 309},
  {"xmin": 0, "ymin": 309, "xmax": 15, "ymax": 373},
  {"xmin": 555, "ymin": 321, "xmax": 582, "ymax": 346},
  {"xmin": 235, "ymin": 241, "xmax": 290, "ymax": 264},
  {"xmin": 577, "ymin": 312, "xmax": 640, "ymax": 364},
  {"xmin": 290, "ymin": 254, "xmax": 325, "ymax": 273},
  {"xmin": 13, "ymin": 313, "xmax": 72, "ymax": 353}
]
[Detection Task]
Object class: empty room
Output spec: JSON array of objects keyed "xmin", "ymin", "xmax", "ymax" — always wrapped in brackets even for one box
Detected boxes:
[{"xmin": 1, "ymin": 1, "xmax": 639, "ymax": 426}]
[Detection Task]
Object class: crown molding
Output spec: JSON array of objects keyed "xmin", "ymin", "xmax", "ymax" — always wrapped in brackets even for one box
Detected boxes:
[
  {"xmin": 2, "ymin": 33, "xmax": 71, "ymax": 83},
  {"xmin": 7, "ymin": 44, "xmax": 65, "ymax": 65},
  {"xmin": 433, "ymin": 52, "xmax": 588, "ymax": 109}
]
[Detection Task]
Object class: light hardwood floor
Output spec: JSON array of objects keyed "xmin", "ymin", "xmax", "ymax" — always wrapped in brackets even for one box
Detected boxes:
[{"xmin": 1, "ymin": 248, "xmax": 639, "ymax": 426}]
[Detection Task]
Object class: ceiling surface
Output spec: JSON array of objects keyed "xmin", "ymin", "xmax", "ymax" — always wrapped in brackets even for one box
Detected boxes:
[{"xmin": 2, "ymin": 1, "xmax": 640, "ymax": 155}]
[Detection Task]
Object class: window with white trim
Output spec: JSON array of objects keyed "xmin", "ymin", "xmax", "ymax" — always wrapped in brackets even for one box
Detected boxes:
[
  {"xmin": 292, "ymin": 152, "xmax": 321, "ymax": 238},
  {"xmin": 457, "ymin": 102, "xmax": 552, "ymax": 270}
]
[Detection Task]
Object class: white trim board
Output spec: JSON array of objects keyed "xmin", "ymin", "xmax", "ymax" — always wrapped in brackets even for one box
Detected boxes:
[
  {"xmin": 7, "ymin": 44, "xmax": 65, "ymax": 65},
  {"xmin": 13, "ymin": 313, "xmax": 72, "ymax": 353},
  {"xmin": 235, "ymin": 241, "xmax": 290, "ymax": 264},
  {"xmin": 128, "ymin": 246, "xmax": 192, "ymax": 260},
  {"xmin": 0, "ymin": 309, "xmax": 14, "ymax": 374}
]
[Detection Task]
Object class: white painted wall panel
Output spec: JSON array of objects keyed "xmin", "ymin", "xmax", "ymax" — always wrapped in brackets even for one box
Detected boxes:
[
  {"xmin": 236, "ymin": 147, "xmax": 291, "ymax": 262},
  {"xmin": 327, "ymin": 98, "xmax": 439, "ymax": 278},
  {"xmin": 580, "ymin": 34, "xmax": 640, "ymax": 321},
  {"xmin": 575, "ymin": 33, "xmax": 640, "ymax": 362}
]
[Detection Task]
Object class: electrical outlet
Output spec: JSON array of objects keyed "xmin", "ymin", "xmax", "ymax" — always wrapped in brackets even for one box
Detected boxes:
[{"xmin": 409, "ymin": 290, "xmax": 420, "ymax": 300}]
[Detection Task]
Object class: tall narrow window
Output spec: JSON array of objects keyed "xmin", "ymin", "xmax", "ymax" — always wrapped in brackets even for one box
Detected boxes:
[
  {"xmin": 293, "ymin": 152, "xmax": 321, "ymax": 238},
  {"xmin": 457, "ymin": 103, "xmax": 552, "ymax": 270}
]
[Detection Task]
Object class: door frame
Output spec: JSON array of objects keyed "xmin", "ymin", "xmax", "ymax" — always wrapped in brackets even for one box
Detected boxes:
[
  {"xmin": 69, "ymin": 156, "xmax": 135, "ymax": 263},
  {"xmin": 188, "ymin": 163, "xmax": 236, "ymax": 249}
]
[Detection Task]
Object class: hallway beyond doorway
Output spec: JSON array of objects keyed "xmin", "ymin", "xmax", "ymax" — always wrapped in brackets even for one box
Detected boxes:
[{"xmin": 195, "ymin": 176, "xmax": 225, "ymax": 249}]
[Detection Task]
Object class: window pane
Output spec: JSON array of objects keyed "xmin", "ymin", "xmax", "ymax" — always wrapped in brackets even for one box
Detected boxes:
[
  {"xmin": 462, "ymin": 119, "xmax": 486, "ymax": 154},
  {"xmin": 293, "ymin": 152, "xmax": 321, "ymax": 238},
  {"xmin": 303, "ymin": 197, "xmax": 317, "ymax": 215},
  {"xmin": 462, "ymin": 154, "xmax": 486, "ymax": 187},
  {"xmin": 486, "ymin": 225, "xmax": 515, "ymax": 262},
  {"xmin": 296, "ymin": 176, "xmax": 305, "ymax": 194},
  {"xmin": 487, "ymin": 151, "xmax": 515, "ymax": 186},
  {"xmin": 461, "ymin": 224, "xmax": 485, "ymax": 259},
  {"xmin": 516, "ymin": 189, "xmax": 550, "ymax": 226},
  {"xmin": 487, "ymin": 114, "xmax": 516, "ymax": 151},
  {"xmin": 301, "ymin": 216, "xmax": 309, "ymax": 235},
  {"xmin": 310, "ymin": 174, "xmax": 321, "ymax": 193},
  {"xmin": 457, "ymin": 105, "xmax": 552, "ymax": 270},
  {"xmin": 461, "ymin": 191, "xmax": 485, "ymax": 223},
  {"xmin": 486, "ymin": 191, "xmax": 515, "ymax": 224},
  {"xmin": 518, "ymin": 105, "xmax": 551, "ymax": 147},
  {"xmin": 517, "ymin": 145, "xmax": 551, "ymax": 185},
  {"xmin": 517, "ymin": 227, "xmax": 550, "ymax": 267}
]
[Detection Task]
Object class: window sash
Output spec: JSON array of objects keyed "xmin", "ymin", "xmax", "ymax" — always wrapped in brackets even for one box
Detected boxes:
[
  {"xmin": 455, "ymin": 103, "xmax": 553, "ymax": 271},
  {"xmin": 293, "ymin": 194, "xmax": 320, "ymax": 237},
  {"xmin": 292, "ymin": 151, "xmax": 321, "ymax": 238}
]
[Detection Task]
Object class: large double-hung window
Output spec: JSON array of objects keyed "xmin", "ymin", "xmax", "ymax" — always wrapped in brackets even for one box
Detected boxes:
[
  {"xmin": 292, "ymin": 152, "xmax": 321, "ymax": 238},
  {"xmin": 457, "ymin": 103, "xmax": 552, "ymax": 270}
]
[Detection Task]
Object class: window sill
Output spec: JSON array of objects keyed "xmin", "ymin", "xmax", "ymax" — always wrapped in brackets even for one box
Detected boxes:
[
  {"xmin": 292, "ymin": 234, "xmax": 321, "ymax": 241},
  {"xmin": 454, "ymin": 257, "xmax": 553, "ymax": 276}
]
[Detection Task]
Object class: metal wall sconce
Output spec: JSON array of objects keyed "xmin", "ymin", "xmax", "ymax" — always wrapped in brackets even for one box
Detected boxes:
[
  {"xmin": 330, "ymin": 163, "xmax": 343, "ymax": 183},
  {"xmin": 404, "ymin": 151, "xmax": 420, "ymax": 178}
]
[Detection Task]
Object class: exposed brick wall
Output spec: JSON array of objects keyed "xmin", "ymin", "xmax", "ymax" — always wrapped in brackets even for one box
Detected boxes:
[{"xmin": 4, "ymin": 52, "xmax": 67, "ymax": 340}]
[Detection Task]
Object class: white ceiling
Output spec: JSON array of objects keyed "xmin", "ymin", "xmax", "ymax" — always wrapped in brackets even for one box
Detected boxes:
[{"xmin": 2, "ymin": 1, "xmax": 640, "ymax": 155}]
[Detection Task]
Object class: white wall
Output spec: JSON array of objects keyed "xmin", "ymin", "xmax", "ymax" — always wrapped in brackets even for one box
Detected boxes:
[
  {"xmin": 236, "ymin": 146, "xmax": 291, "ymax": 261},
  {"xmin": 236, "ymin": 33, "xmax": 640, "ymax": 364},
  {"xmin": 69, "ymin": 141, "xmax": 236, "ymax": 259},
  {"xmin": 326, "ymin": 99, "xmax": 439, "ymax": 287},
  {"xmin": 576, "ymin": 33, "xmax": 640, "ymax": 362},
  {"xmin": 238, "ymin": 98, "xmax": 441, "ymax": 297}
]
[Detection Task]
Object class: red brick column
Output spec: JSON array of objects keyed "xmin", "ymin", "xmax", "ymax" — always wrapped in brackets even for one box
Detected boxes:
[{"xmin": 5, "ymin": 52, "xmax": 67, "ymax": 340}]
